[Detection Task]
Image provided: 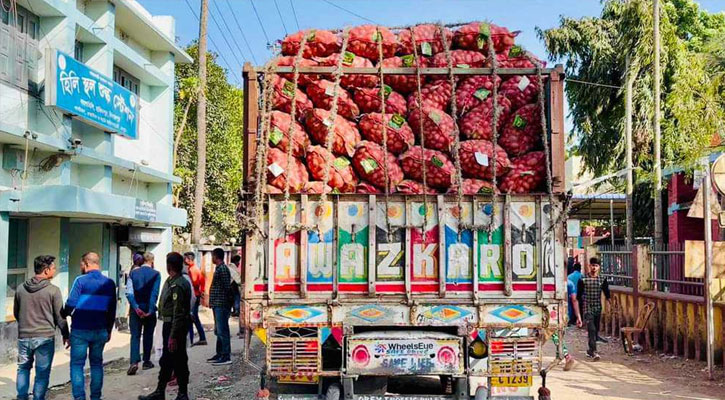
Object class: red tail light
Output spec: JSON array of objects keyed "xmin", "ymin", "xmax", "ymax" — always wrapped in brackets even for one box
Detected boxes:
[
  {"xmin": 351, "ymin": 345, "xmax": 370, "ymax": 367},
  {"xmin": 437, "ymin": 346, "xmax": 456, "ymax": 366}
]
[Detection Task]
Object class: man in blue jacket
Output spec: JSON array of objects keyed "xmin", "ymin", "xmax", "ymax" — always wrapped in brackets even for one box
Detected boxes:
[
  {"xmin": 63, "ymin": 252, "xmax": 117, "ymax": 400},
  {"xmin": 126, "ymin": 252, "xmax": 161, "ymax": 375}
]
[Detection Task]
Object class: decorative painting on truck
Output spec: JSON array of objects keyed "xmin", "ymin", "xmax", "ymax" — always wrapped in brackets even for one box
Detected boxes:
[
  {"xmin": 408, "ymin": 202, "xmax": 440, "ymax": 293},
  {"xmin": 442, "ymin": 202, "xmax": 474, "ymax": 292},
  {"xmin": 306, "ymin": 201, "xmax": 334, "ymax": 292},
  {"xmin": 270, "ymin": 199, "xmax": 302, "ymax": 292},
  {"xmin": 475, "ymin": 201, "xmax": 505, "ymax": 291},
  {"xmin": 337, "ymin": 202, "xmax": 369, "ymax": 293},
  {"xmin": 375, "ymin": 202, "xmax": 406, "ymax": 293}
]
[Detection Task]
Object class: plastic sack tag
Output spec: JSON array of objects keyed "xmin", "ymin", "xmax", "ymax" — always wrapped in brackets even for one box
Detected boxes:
[
  {"xmin": 389, "ymin": 114, "xmax": 405, "ymax": 129},
  {"xmin": 513, "ymin": 115, "xmax": 527, "ymax": 129},
  {"xmin": 380, "ymin": 84, "xmax": 392, "ymax": 99},
  {"xmin": 282, "ymin": 81, "xmax": 296, "ymax": 98},
  {"xmin": 269, "ymin": 127, "xmax": 284, "ymax": 145},
  {"xmin": 428, "ymin": 111, "xmax": 442, "ymax": 126},
  {"xmin": 431, "ymin": 156, "xmax": 444, "ymax": 168},
  {"xmin": 372, "ymin": 30, "xmax": 383, "ymax": 43},
  {"xmin": 307, "ymin": 30, "xmax": 316, "ymax": 42},
  {"xmin": 456, "ymin": 64, "xmax": 470, "ymax": 69},
  {"xmin": 477, "ymin": 22, "xmax": 491, "ymax": 49},
  {"xmin": 520, "ymin": 171, "xmax": 535, "ymax": 177},
  {"xmin": 421, "ymin": 42, "xmax": 433, "ymax": 56},
  {"xmin": 268, "ymin": 163, "xmax": 284, "ymax": 177},
  {"xmin": 473, "ymin": 88, "xmax": 490, "ymax": 101},
  {"xmin": 509, "ymin": 45, "xmax": 524, "ymax": 58},
  {"xmin": 401, "ymin": 54, "xmax": 415, "ymax": 67},
  {"xmin": 478, "ymin": 185, "xmax": 494, "ymax": 195},
  {"xmin": 342, "ymin": 51, "xmax": 355, "ymax": 66},
  {"xmin": 518, "ymin": 76, "xmax": 531, "ymax": 92},
  {"xmin": 361, "ymin": 158, "xmax": 378, "ymax": 173},
  {"xmin": 333, "ymin": 157, "xmax": 350, "ymax": 171},
  {"xmin": 324, "ymin": 83, "xmax": 336, "ymax": 96},
  {"xmin": 474, "ymin": 152, "xmax": 489, "ymax": 166}
]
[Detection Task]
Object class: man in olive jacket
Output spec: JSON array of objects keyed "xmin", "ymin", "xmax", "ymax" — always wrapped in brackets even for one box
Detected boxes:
[{"xmin": 138, "ymin": 252, "xmax": 191, "ymax": 400}]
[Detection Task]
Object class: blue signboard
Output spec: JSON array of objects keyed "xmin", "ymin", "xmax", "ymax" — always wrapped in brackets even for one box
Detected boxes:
[{"xmin": 45, "ymin": 49, "xmax": 138, "ymax": 139}]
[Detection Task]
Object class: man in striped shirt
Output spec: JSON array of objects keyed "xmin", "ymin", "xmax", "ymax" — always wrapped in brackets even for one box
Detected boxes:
[{"xmin": 63, "ymin": 252, "xmax": 117, "ymax": 400}]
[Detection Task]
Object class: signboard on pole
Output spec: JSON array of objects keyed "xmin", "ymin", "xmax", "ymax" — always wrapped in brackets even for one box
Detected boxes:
[
  {"xmin": 45, "ymin": 49, "xmax": 139, "ymax": 139},
  {"xmin": 684, "ymin": 240, "xmax": 725, "ymax": 279}
]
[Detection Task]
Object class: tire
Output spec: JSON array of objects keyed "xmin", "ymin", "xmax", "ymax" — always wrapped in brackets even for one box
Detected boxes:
[{"xmin": 325, "ymin": 383, "xmax": 341, "ymax": 400}]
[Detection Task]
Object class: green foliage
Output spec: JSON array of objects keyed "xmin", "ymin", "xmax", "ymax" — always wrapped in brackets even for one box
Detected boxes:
[
  {"xmin": 539, "ymin": 0, "xmax": 725, "ymax": 236},
  {"xmin": 174, "ymin": 43, "xmax": 243, "ymax": 242}
]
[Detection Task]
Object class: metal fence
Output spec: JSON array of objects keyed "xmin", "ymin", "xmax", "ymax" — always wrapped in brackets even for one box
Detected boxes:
[
  {"xmin": 598, "ymin": 245, "xmax": 634, "ymax": 288},
  {"xmin": 650, "ymin": 242, "xmax": 704, "ymax": 296}
]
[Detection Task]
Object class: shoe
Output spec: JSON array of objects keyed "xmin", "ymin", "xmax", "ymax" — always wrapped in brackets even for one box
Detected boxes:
[
  {"xmin": 138, "ymin": 389, "xmax": 165, "ymax": 400},
  {"xmin": 206, "ymin": 355, "xmax": 221, "ymax": 363},
  {"xmin": 127, "ymin": 364, "xmax": 138, "ymax": 376},
  {"xmin": 212, "ymin": 357, "xmax": 232, "ymax": 366},
  {"xmin": 563, "ymin": 356, "xmax": 575, "ymax": 371},
  {"xmin": 192, "ymin": 340, "xmax": 208, "ymax": 347},
  {"xmin": 142, "ymin": 361, "xmax": 155, "ymax": 370},
  {"xmin": 597, "ymin": 336, "xmax": 609, "ymax": 343},
  {"xmin": 586, "ymin": 351, "xmax": 601, "ymax": 361}
]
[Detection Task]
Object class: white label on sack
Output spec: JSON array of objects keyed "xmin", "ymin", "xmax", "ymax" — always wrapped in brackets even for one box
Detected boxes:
[
  {"xmin": 518, "ymin": 76, "xmax": 530, "ymax": 92},
  {"xmin": 323, "ymin": 117, "xmax": 333, "ymax": 127},
  {"xmin": 268, "ymin": 163, "xmax": 284, "ymax": 177},
  {"xmin": 475, "ymin": 152, "xmax": 489, "ymax": 166},
  {"xmin": 324, "ymin": 84, "xmax": 335, "ymax": 96}
]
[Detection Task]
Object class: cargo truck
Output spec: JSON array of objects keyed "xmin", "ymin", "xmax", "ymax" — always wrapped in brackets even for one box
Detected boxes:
[{"xmin": 239, "ymin": 23, "xmax": 568, "ymax": 400}]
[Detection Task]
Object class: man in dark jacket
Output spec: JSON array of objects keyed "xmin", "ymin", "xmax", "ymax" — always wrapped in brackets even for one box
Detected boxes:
[
  {"xmin": 14, "ymin": 255, "xmax": 69, "ymax": 400},
  {"xmin": 126, "ymin": 252, "xmax": 161, "ymax": 375},
  {"xmin": 207, "ymin": 248, "xmax": 233, "ymax": 365},
  {"xmin": 138, "ymin": 252, "xmax": 191, "ymax": 400}
]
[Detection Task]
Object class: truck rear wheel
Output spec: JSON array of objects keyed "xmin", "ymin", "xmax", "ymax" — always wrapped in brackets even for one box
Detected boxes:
[{"xmin": 325, "ymin": 383, "xmax": 341, "ymax": 400}]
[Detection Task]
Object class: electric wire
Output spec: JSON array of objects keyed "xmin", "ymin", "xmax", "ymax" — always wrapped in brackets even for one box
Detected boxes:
[
  {"xmin": 289, "ymin": 0, "xmax": 301, "ymax": 31},
  {"xmin": 210, "ymin": 0, "xmax": 251, "ymax": 63},
  {"xmin": 273, "ymin": 0, "xmax": 289, "ymax": 35},
  {"xmin": 206, "ymin": 0, "xmax": 247, "ymax": 76},
  {"xmin": 320, "ymin": 0, "xmax": 379, "ymax": 24},
  {"xmin": 249, "ymin": 0, "xmax": 271, "ymax": 45},
  {"xmin": 225, "ymin": 0, "xmax": 258, "ymax": 64}
]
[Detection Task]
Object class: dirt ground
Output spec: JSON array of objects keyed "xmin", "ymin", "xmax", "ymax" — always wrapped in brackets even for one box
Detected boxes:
[{"xmin": 44, "ymin": 323, "xmax": 725, "ymax": 400}]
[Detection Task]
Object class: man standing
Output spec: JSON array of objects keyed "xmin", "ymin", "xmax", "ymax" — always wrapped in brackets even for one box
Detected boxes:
[
  {"xmin": 185, "ymin": 252, "xmax": 207, "ymax": 346},
  {"xmin": 567, "ymin": 263, "xmax": 582, "ymax": 325},
  {"xmin": 207, "ymin": 248, "xmax": 232, "ymax": 366},
  {"xmin": 138, "ymin": 252, "xmax": 191, "ymax": 400},
  {"xmin": 14, "ymin": 255, "xmax": 69, "ymax": 400},
  {"xmin": 126, "ymin": 252, "xmax": 161, "ymax": 375},
  {"xmin": 576, "ymin": 258, "xmax": 611, "ymax": 361},
  {"xmin": 64, "ymin": 252, "xmax": 116, "ymax": 400}
]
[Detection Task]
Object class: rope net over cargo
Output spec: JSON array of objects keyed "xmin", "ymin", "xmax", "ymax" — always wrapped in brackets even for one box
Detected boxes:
[{"xmin": 241, "ymin": 21, "xmax": 565, "ymax": 245}]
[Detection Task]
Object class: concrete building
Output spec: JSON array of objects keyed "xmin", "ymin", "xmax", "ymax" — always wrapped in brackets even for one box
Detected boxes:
[{"xmin": 0, "ymin": 0, "xmax": 191, "ymax": 350}]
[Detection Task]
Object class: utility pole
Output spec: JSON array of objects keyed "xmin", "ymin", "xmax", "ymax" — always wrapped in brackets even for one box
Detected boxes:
[
  {"xmin": 192, "ymin": 0, "xmax": 209, "ymax": 244},
  {"xmin": 653, "ymin": 0, "xmax": 663, "ymax": 247},
  {"xmin": 703, "ymin": 160, "xmax": 715, "ymax": 381},
  {"xmin": 625, "ymin": 56, "xmax": 634, "ymax": 250}
]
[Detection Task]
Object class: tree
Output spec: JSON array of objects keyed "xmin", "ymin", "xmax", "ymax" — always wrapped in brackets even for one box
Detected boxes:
[
  {"xmin": 538, "ymin": 0, "xmax": 725, "ymax": 236},
  {"xmin": 174, "ymin": 43, "xmax": 244, "ymax": 242},
  {"xmin": 173, "ymin": 76, "xmax": 199, "ymax": 171}
]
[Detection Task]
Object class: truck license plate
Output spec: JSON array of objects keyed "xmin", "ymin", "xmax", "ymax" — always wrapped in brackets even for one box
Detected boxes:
[{"xmin": 490, "ymin": 362, "xmax": 532, "ymax": 387}]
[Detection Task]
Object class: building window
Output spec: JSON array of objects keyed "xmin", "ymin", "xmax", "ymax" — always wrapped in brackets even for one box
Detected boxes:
[
  {"xmin": 6, "ymin": 219, "xmax": 28, "ymax": 300},
  {"xmin": 74, "ymin": 40, "xmax": 84, "ymax": 62},
  {"xmin": 113, "ymin": 65, "xmax": 139, "ymax": 95},
  {"xmin": 0, "ymin": 4, "xmax": 39, "ymax": 90}
]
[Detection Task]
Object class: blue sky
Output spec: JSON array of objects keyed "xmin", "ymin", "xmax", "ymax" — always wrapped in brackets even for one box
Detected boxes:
[{"xmin": 139, "ymin": 0, "xmax": 725, "ymax": 87}]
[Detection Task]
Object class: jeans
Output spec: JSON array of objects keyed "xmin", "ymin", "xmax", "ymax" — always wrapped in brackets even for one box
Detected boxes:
[
  {"xmin": 586, "ymin": 311, "xmax": 602, "ymax": 354},
  {"xmin": 129, "ymin": 312, "xmax": 157, "ymax": 364},
  {"xmin": 232, "ymin": 284, "xmax": 241, "ymax": 315},
  {"xmin": 188, "ymin": 297, "xmax": 206, "ymax": 343},
  {"xmin": 158, "ymin": 322, "xmax": 189, "ymax": 394},
  {"xmin": 16, "ymin": 337, "xmax": 55, "ymax": 400},
  {"xmin": 212, "ymin": 307, "xmax": 231, "ymax": 359},
  {"xmin": 70, "ymin": 329, "xmax": 109, "ymax": 400}
]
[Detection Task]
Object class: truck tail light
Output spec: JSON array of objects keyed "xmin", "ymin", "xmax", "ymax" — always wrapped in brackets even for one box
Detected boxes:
[
  {"xmin": 437, "ymin": 346, "xmax": 456, "ymax": 366},
  {"xmin": 351, "ymin": 345, "xmax": 370, "ymax": 367}
]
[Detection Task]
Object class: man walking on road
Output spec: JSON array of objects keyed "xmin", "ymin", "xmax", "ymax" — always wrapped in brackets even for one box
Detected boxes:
[
  {"xmin": 185, "ymin": 252, "xmax": 207, "ymax": 346},
  {"xmin": 126, "ymin": 252, "xmax": 161, "ymax": 375},
  {"xmin": 138, "ymin": 252, "xmax": 191, "ymax": 400},
  {"xmin": 207, "ymin": 248, "xmax": 233, "ymax": 366},
  {"xmin": 14, "ymin": 255, "xmax": 69, "ymax": 400},
  {"xmin": 576, "ymin": 257, "xmax": 611, "ymax": 361},
  {"xmin": 64, "ymin": 252, "xmax": 117, "ymax": 400}
]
